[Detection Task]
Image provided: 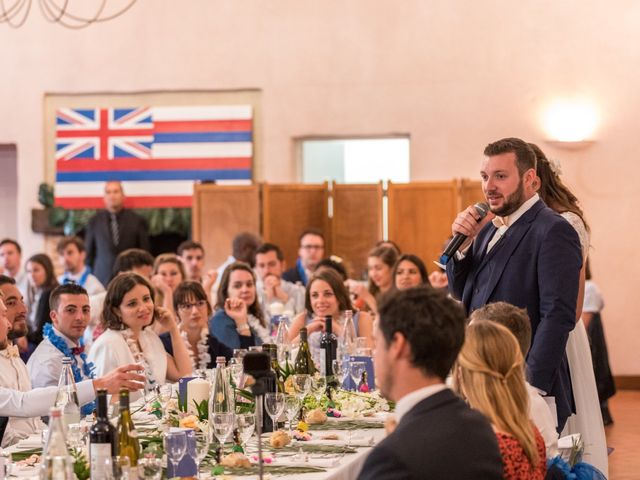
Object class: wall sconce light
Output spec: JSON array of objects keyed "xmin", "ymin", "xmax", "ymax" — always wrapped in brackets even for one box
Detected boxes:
[{"xmin": 543, "ymin": 100, "xmax": 598, "ymax": 149}]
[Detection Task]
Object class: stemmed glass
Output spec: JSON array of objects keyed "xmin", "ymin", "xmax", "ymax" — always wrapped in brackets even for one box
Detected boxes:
[
  {"xmin": 265, "ymin": 392, "xmax": 285, "ymax": 431},
  {"xmin": 291, "ymin": 374, "xmax": 312, "ymax": 402},
  {"xmin": 313, "ymin": 376, "xmax": 327, "ymax": 405},
  {"xmin": 164, "ymin": 431, "xmax": 187, "ymax": 480},
  {"xmin": 332, "ymin": 359, "xmax": 348, "ymax": 390},
  {"xmin": 211, "ymin": 412, "xmax": 235, "ymax": 455},
  {"xmin": 235, "ymin": 413, "xmax": 256, "ymax": 451},
  {"xmin": 283, "ymin": 395, "xmax": 300, "ymax": 434},
  {"xmin": 104, "ymin": 455, "xmax": 131, "ymax": 480},
  {"xmin": 350, "ymin": 362, "xmax": 366, "ymax": 392},
  {"xmin": 190, "ymin": 430, "xmax": 210, "ymax": 479}
]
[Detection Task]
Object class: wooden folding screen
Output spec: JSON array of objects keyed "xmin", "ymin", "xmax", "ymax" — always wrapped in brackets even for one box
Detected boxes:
[
  {"xmin": 458, "ymin": 179, "xmax": 484, "ymax": 211},
  {"xmin": 262, "ymin": 183, "xmax": 330, "ymax": 270},
  {"xmin": 387, "ymin": 181, "xmax": 458, "ymax": 269},
  {"xmin": 331, "ymin": 182, "xmax": 383, "ymax": 278},
  {"xmin": 192, "ymin": 184, "xmax": 261, "ymax": 270}
]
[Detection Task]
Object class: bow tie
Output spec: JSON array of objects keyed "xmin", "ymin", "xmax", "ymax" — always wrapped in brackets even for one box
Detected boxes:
[
  {"xmin": 1, "ymin": 344, "xmax": 20, "ymax": 358},
  {"xmin": 492, "ymin": 216, "xmax": 508, "ymax": 228},
  {"xmin": 72, "ymin": 346, "xmax": 85, "ymax": 356}
]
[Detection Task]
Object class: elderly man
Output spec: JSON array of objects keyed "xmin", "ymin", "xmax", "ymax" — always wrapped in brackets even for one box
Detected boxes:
[{"xmin": 282, "ymin": 228, "xmax": 325, "ymax": 287}]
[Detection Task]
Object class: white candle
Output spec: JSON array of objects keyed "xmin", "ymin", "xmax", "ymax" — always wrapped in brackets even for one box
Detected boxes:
[{"xmin": 186, "ymin": 378, "xmax": 210, "ymax": 414}]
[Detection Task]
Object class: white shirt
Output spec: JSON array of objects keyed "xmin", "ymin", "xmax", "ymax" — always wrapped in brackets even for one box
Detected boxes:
[
  {"xmin": 0, "ymin": 345, "xmax": 45, "ymax": 447},
  {"xmin": 257, "ymin": 278, "xmax": 306, "ymax": 319},
  {"xmin": 27, "ymin": 327, "xmax": 91, "ymax": 389},
  {"xmin": 526, "ymin": 381, "xmax": 558, "ymax": 457},
  {"xmin": 0, "ymin": 380, "xmax": 95, "ymax": 418},
  {"xmin": 85, "ymin": 291, "xmax": 107, "ymax": 347},
  {"xmin": 487, "ymin": 193, "xmax": 540, "ymax": 253},
  {"xmin": 583, "ymin": 280, "xmax": 604, "ymax": 314},
  {"xmin": 57, "ymin": 268, "xmax": 106, "ymax": 296},
  {"xmin": 394, "ymin": 383, "xmax": 448, "ymax": 423}
]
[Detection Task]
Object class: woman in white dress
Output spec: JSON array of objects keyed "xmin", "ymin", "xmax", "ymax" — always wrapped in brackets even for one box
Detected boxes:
[
  {"xmin": 532, "ymin": 144, "xmax": 608, "ymax": 476},
  {"xmin": 88, "ymin": 272, "xmax": 192, "ymax": 399}
]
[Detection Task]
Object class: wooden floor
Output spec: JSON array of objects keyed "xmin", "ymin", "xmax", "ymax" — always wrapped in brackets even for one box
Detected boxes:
[{"xmin": 605, "ymin": 390, "xmax": 640, "ymax": 479}]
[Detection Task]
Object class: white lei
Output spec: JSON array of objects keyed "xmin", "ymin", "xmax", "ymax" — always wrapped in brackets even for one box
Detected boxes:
[
  {"xmin": 180, "ymin": 327, "xmax": 211, "ymax": 372},
  {"xmin": 121, "ymin": 328, "xmax": 157, "ymax": 388}
]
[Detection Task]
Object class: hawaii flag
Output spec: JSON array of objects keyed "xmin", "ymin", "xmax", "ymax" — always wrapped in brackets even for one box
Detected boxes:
[{"xmin": 54, "ymin": 105, "xmax": 253, "ymax": 208}]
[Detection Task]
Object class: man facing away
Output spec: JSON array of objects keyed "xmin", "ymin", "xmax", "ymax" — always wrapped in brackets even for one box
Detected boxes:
[
  {"xmin": 85, "ymin": 181, "xmax": 150, "ymax": 286},
  {"xmin": 282, "ymin": 228, "xmax": 325, "ymax": 287},
  {"xmin": 446, "ymin": 137, "xmax": 582, "ymax": 431},
  {"xmin": 56, "ymin": 236, "xmax": 105, "ymax": 296},
  {"xmin": 358, "ymin": 287, "xmax": 503, "ymax": 480}
]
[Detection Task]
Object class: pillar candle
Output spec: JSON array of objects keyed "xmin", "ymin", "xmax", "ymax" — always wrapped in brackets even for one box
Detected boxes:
[{"xmin": 186, "ymin": 378, "xmax": 210, "ymax": 414}]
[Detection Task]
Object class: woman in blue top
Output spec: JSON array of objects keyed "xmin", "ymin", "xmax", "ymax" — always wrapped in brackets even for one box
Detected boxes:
[{"xmin": 208, "ymin": 262, "xmax": 267, "ymax": 350}]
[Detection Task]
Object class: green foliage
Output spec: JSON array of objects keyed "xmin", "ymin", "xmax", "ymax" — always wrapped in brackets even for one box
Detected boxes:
[
  {"xmin": 194, "ymin": 399, "xmax": 209, "ymax": 421},
  {"xmin": 70, "ymin": 448, "xmax": 90, "ymax": 480}
]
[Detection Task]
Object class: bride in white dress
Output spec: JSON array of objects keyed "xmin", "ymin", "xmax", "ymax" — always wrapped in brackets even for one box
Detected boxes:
[{"xmin": 531, "ymin": 144, "xmax": 608, "ymax": 477}]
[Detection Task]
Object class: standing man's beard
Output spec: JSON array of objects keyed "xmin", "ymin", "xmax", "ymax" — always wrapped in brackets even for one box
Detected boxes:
[{"xmin": 489, "ymin": 177, "xmax": 525, "ymax": 217}]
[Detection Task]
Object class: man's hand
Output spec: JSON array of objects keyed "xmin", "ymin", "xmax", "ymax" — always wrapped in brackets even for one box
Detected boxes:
[
  {"xmin": 451, "ymin": 205, "xmax": 495, "ymax": 251},
  {"xmin": 93, "ymin": 364, "xmax": 146, "ymax": 394}
]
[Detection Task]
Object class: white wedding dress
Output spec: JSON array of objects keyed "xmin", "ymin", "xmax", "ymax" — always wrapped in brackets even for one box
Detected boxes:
[{"xmin": 561, "ymin": 212, "xmax": 608, "ymax": 477}]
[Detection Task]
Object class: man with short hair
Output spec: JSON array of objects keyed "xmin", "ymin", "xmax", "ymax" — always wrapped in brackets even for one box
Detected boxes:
[
  {"xmin": 56, "ymin": 236, "xmax": 105, "ymax": 296},
  {"xmin": 177, "ymin": 240, "xmax": 217, "ymax": 291},
  {"xmin": 282, "ymin": 228, "xmax": 325, "ymax": 286},
  {"xmin": 0, "ymin": 275, "xmax": 31, "ymax": 362},
  {"xmin": 212, "ymin": 232, "xmax": 261, "ymax": 293},
  {"xmin": 358, "ymin": 287, "xmax": 503, "ymax": 479},
  {"xmin": 470, "ymin": 302, "xmax": 558, "ymax": 456},
  {"xmin": 446, "ymin": 137, "xmax": 582, "ymax": 431},
  {"xmin": 27, "ymin": 285, "xmax": 94, "ymax": 415},
  {"xmin": 254, "ymin": 243, "xmax": 305, "ymax": 319},
  {"xmin": 85, "ymin": 181, "xmax": 150, "ymax": 286},
  {"xmin": 0, "ymin": 239, "xmax": 27, "ymax": 295}
]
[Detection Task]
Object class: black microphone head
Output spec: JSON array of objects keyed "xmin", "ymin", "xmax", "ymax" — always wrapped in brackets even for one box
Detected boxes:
[
  {"xmin": 474, "ymin": 202, "xmax": 490, "ymax": 218},
  {"xmin": 242, "ymin": 351, "xmax": 270, "ymax": 375}
]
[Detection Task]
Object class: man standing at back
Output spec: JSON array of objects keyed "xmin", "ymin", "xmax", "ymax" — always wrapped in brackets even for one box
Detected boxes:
[
  {"xmin": 358, "ymin": 287, "xmax": 503, "ymax": 479},
  {"xmin": 85, "ymin": 181, "xmax": 150, "ymax": 286},
  {"xmin": 446, "ymin": 137, "xmax": 582, "ymax": 431},
  {"xmin": 282, "ymin": 228, "xmax": 325, "ymax": 287}
]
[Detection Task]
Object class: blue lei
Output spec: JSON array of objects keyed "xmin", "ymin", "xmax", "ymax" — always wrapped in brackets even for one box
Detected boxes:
[{"xmin": 43, "ymin": 323, "xmax": 96, "ymax": 416}]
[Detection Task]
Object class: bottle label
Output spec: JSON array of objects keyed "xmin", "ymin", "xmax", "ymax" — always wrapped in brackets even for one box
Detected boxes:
[
  {"xmin": 320, "ymin": 347, "xmax": 327, "ymax": 376},
  {"xmin": 90, "ymin": 443, "xmax": 111, "ymax": 479}
]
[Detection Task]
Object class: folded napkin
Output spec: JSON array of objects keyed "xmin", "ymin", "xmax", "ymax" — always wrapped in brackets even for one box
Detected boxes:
[
  {"xmin": 274, "ymin": 455, "xmax": 341, "ymax": 469},
  {"xmin": 15, "ymin": 435, "xmax": 42, "ymax": 449}
]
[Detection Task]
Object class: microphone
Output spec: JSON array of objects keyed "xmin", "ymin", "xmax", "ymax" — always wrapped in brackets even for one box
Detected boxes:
[{"xmin": 438, "ymin": 202, "xmax": 490, "ymax": 266}]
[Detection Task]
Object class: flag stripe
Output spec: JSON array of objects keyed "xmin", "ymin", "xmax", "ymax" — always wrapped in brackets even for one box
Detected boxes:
[
  {"xmin": 153, "ymin": 119, "xmax": 251, "ymax": 133},
  {"xmin": 153, "ymin": 105, "xmax": 252, "ymax": 121},
  {"xmin": 55, "ymin": 180, "xmax": 195, "ymax": 197},
  {"xmin": 55, "ymin": 196, "xmax": 193, "ymax": 209},
  {"xmin": 56, "ymin": 169, "xmax": 251, "ymax": 182},
  {"xmin": 152, "ymin": 132, "xmax": 251, "ymax": 143},
  {"xmin": 56, "ymin": 158, "xmax": 251, "ymax": 172},
  {"xmin": 151, "ymin": 142, "xmax": 252, "ymax": 158}
]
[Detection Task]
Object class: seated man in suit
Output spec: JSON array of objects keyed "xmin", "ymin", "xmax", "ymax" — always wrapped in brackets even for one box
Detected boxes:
[
  {"xmin": 282, "ymin": 228, "xmax": 325, "ymax": 287},
  {"xmin": 358, "ymin": 287, "xmax": 503, "ymax": 480}
]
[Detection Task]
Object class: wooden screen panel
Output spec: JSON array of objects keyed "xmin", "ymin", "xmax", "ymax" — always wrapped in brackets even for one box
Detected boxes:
[
  {"xmin": 192, "ymin": 184, "xmax": 261, "ymax": 270},
  {"xmin": 459, "ymin": 179, "xmax": 485, "ymax": 211},
  {"xmin": 262, "ymin": 183, "xmax": 330, "ymax": 269},
  {"xmin": 387, "ymin": 181, "xmax": 458, "ymax": 270},
  {"xmin": 332, "ymin": 182, "xmax": 383, "ymax": 279}
]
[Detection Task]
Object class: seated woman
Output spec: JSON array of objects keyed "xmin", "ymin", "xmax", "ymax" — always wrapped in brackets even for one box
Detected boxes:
[
  {"xmin": 393, "ymin": 254, "xmax": 431, "ymax": 290},
  {"xmin": 88, "ymin": 273, "xmax": 191, "ymax": 398},
  {"xmin": 24, "ymin": 254, "xmax": 59, "ymax": 357},
  {"xmin": 151, "ymin": 253, "xmax": 186, "ymax": 318},
  {"xmin": 454, "ymin": 321, "xmax": 546, "ymax": 480},
  {"xmin": 208, "ymin": 262, "xmax": 267, "ymax": 350},
  {"xmin": 288, "ymin": 268, "xmax": 374, "ymax": 353},
  {"xmin": 160, "ymin": 281, "xmax": 252, "ymax": 372},
  {"xmin": 345, "ymin": 245, "xmax": 397, "ymax": 315}
]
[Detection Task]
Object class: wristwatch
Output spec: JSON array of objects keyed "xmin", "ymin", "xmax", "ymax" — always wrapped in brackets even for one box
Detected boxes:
[{"xmin": 236, "ymin": 323, "xmax": 250, "ymax": 334}]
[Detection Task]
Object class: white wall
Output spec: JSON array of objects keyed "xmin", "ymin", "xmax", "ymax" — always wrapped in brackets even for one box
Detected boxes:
[{"xmin": 1, "ymin": 0, "xmax": 639, "ymax": 374}]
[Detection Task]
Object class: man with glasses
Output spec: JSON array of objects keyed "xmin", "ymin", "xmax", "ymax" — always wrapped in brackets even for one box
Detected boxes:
[{"xmin": 282, "ymin": 228, "xmax": 325, "ymax": 287}]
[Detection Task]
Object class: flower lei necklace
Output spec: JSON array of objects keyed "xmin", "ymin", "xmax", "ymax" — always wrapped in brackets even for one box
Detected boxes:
[
  {"xmin": 43, "ymin": 323, "xmax": 95, "ymax": 415},
  {"xmin": 181, "ymin": 327, "xmax": 211, "ymax": 372},
  {"xmin": 121, "ymin": 328, "xmax": 157, "ymax": 389}
]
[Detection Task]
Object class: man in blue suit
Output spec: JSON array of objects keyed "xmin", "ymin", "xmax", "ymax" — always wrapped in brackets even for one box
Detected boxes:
[{"xmin": 446, "ymin": 137, "xmax": 582, "ymax": 431}]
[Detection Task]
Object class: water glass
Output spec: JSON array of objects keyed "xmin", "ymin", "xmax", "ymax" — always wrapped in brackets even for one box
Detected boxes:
[
  {"xmin": 355, "ymin": 337, "xmax": 368, "ymax": 355},
  {"xmin": 212, "ymin": 412, "xmax": 235, "ymax": 453},
  {"xmin": 313, "ymin": 376, "xmax": 327, "ymax": 403},
  {"xmin": 189, "ymin": 430, "xmax": 210, "ymax": 478},
  {"xmin": 265, "ymin": 392, "xmax": 285, "ymax": 430},
  {"xmin": 283, "ymin": 395, "xmax": 300, "ymax": 433},
  {"xmin": 104, "ymin": 456, "xmax": 131, "ymax": 480},
  {"xmin": 138, "ymin": 455, "xmax": 162, "ymax": 480},
  {"xmin": 235, "ymin": 413, "xmax": 256, "ymax": 448},
  {"xmin": 332, "ymin": 359, "xmax": 348, "ymax": 389},
  {"xmin": 164, "ymin": 431, "xmax": 187, "ymax": 477},
  {"xmin": 228, "ymin": 362, "xmax": 244, "ymax": 388},
  {"xmin": 291, "ymin": 374, "xmax": 312, "ymax": 402}
]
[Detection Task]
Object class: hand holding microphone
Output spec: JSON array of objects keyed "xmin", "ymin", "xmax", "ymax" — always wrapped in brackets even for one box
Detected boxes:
[{"xmin": 439, "ymin": 202, "xmax": 493, "ymax": 265}]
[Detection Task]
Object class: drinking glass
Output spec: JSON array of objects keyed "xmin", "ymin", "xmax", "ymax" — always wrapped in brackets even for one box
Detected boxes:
[
  {"xmin": 235, "ymin": 413, "xmax": 256, "ymax": 449},
  {"xmin": 104, "ymin": 456, "xmax": 131, "ymax": 480},
  {"xmin": 66, "ymin": 423, "xmax": 83, "ymax": 450},
  {"xmin": 164, "ymin": 431, "xmax": 187, "ymax": 479},
  {"xmin": 212, "ymin": 412, "xmax": 235, "ymax": 454},
  {"xmin": 283, "ymin": 395, "xmax": 300, "ymax": 434},
  {"xmin": 264, "ymin": 392, "xmax": 285, "ymax": 431},
  {"xmin": 313, "ymin": 376, "xmax": 327, "ymax": 404},
  {"xmin": 138, "ymin": 455, "xmax": 162, "ymax": 480},
  {"xmin": 228, "ymin": 362, "xmax": 244, "ymax": 388},
  {"xmin": 350, "ymin": 362, "xmax": 366, "ymax": 391},
  {"xmin": 355, "ymin": 337, "xmax": 368, "ymax": 355},
  {"xmin": 332, "ymin": 359, "xmax": 348, "ymax": 389},
  {"xmin": 189, "ymin": 430, "xmax": 210, "ymax": 478},
  {"xmin": 291, "ymin": 374, "xmax": 312, "ymax": 402}
]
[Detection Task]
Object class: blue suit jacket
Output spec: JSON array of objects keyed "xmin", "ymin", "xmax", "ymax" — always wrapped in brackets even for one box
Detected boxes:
[{"xmin": 446, "ymin": 199, "xmax": 582, "ymax": 430}]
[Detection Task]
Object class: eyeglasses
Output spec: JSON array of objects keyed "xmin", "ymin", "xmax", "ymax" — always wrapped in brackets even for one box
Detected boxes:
[
  {"xmin": 301, "ymin": 245, "xmax": 324, "ymax": 250},
  {"xmin": 177, "ymin": 300, "xmax": 208, "ymax": 311}
]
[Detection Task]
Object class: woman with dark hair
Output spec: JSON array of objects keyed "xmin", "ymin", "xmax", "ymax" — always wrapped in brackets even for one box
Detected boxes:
[
  {"xmin": 393, "ymin": 254, "xmax": 431, "ymax": 290},
  {"xmin": 88, "ymin": 273, "xmax": 191, "ymax": 397},
  {"xmin": 208, "ymin": 262, "xmax": 266, "ymax": 350},
  {"xmin": 160, "ymin": 281, "xmax": 250, "ymax": 371},
  {"xmin": 346, "ymin": 245, "xmax": 398, "ymax": 315},
  {"xmin": 288, "ymin": 268, "xmax": 374, "ymax": 353},
  {"xmin": 151, "ymin": 253, "xmax": 186, "ymax": 318},
  {"xmin": 531, "ymin": 143, "xmax": 608, "ymax": 476},
  {"xmin": 25, "ymin": 253, "xmax": 58, "ymax": 347}
]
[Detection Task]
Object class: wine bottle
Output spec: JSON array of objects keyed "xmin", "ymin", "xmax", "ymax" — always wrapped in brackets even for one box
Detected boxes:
[
  {"xmin": 319, "ymin": 316, "xmax": 337, "ymax": 377},
  {"xmin": 89, "ymin": 389, "xmax": 116, "ymax": 479},
  {"xmin": 294, "ymin": 327, "xmax": 317, "ymax": 375},
  {"xmin": 116, "ymin": 389, "xmax": 140, "ymax": 468},
  {"xmin": 55, "ymin": 357, "xmax": 81, "ymax": 428},
  {"xmin": 40, "ymin": 407, "xmax": 73, "ymax": 479}
]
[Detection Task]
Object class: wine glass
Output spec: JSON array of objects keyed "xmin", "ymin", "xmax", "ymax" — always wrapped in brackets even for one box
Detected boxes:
[
  {"xmin": 104, "ymin": 456, "xmax": 131, "ymax": 480},
  {"xmin": 283, "ymin": 395, "xmax": 300, "ymax": 434},
  {"xmin": 235, "ymin": 413, "xmax": 256, "ymax": 450},
  {"xmin": 291, "ymin": 374, "xmax": 312, "ymax": 402},
  {"xmin": 265, "ymin": 392, "xmax": 285, "ymax": 431},
  {"xmin": 138, "ymin": 455, "xmax": 162, "ymax": 480},
  {"xmin": 332, "ymin": 359, "xmax": 348, "ymax": 389},
  {"xmin": 349, "ymin": 362, "xmax": 366, "ymax": 391},
  {"xmin": 164, "ymin": 431, "xmax": 187, "ymax": 479},
  {"xmin": 189, "ymin": 430, "xmax": 210, "ymax": 478},
  {"xmin": 313, "ymin": 376, "xmax": 327, "ymax": 405},
  {"xmin": 212, "ymin": 412, "xmax": 235, "ymax": 455}
]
